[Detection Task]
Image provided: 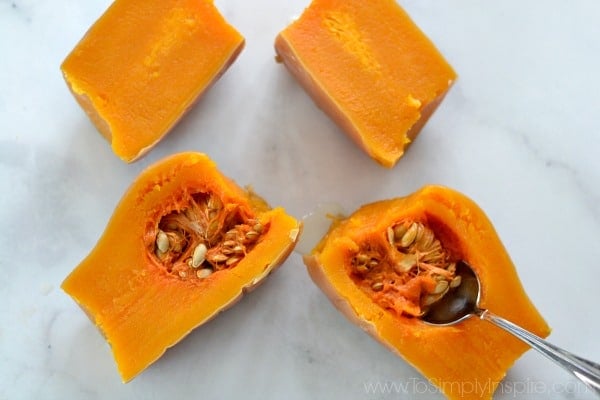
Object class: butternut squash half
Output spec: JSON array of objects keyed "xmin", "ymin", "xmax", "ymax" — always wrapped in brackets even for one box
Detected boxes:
[
  {"xmin": 275, "ymin": 0, "xmax": 457, "ymax": 167},
  {"xmin": 61, "ymin": 0, "xmax": 244, "ymax": 162},
  {"xmin": 62, "ymin": 152, "xmax": 301, "ymax": 382},
  {"xmin": 303, "ymin": 185, "xmax": 550, "ymax": 400}
]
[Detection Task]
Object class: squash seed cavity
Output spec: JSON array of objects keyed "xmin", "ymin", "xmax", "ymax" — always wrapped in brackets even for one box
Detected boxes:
[
  {"xmin": 150, "ymin": 192, "xmax": 267, "ymax": 280},
  {"xmin": 350, "ymin": 221, "xmax": 457, "ymax": 318}
]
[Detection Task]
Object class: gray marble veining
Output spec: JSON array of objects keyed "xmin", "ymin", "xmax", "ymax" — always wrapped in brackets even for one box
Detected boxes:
[{"xmin": 1, "ymin": 0, "xmax": 599, "ymax": 399}]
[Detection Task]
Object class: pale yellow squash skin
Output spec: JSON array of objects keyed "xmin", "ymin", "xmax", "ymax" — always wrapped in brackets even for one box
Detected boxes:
[
  {"xmin": 62, "ymin": 153, "xmax": 301, "ymax": 382},
  {"xmin": 304, "ymin": 185, "xmax": 550, "ymax": 400}
]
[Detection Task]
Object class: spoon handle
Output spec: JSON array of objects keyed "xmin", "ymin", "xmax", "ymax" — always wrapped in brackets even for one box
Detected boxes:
[{"xmin": 479, "ymin": 309, "xmax": 600, "ymax": 395}]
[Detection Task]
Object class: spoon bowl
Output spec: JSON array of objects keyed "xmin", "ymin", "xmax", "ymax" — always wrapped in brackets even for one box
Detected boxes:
[
  {"xmin": 423, "ymin": 261, "xmax": 480, "ymax": 325},
  {"xmin": 422, "ymin": 261, "xmax": 600, "ymax": 394}
]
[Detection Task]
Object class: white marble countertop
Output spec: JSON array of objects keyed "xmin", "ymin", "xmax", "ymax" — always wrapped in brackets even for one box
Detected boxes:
[{"xmin": 1, "ymin": 0, "xmax": 599, "ymax": 399}]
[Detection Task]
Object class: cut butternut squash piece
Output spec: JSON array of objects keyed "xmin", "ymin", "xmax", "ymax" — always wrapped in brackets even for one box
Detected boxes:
[
  {"xmin": 304, "ymin": 186, "xmax": 550, "ymax": 399},
  {"xmin": 62, "ymin": 152, "xmax": 301, "ymax": 381},
  {"xmin": 61, "ymin": 0, "xmax": 244, "ymax": 162},
  {"xmin": 275, "ymin": 0, "xmax": 457, "ymax": 167}
]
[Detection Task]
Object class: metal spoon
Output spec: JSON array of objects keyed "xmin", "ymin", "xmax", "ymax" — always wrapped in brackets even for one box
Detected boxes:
[{"xmin": 423, "ymin": 261, "xmax": 600, "ymax": 395}]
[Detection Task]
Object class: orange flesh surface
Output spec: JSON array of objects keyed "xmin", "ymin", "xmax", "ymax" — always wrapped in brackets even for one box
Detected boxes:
[
  {"xmin": 304, "ymin": 186, "xmax": 550, "ymax": 400},
  {"xmin": 275, "ymin": 0, "xmax": 457, "ymax": 167},
  {"xmin": 62, "ymin": 153, "xmax": 300, "ymax": 382},
  {"xmin": 61, "ymin": 0, "xmax": 244, "ymax": 162}
]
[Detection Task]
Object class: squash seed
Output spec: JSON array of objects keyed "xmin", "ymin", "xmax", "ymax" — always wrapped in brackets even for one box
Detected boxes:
[
  {"xmin": 414, "ymin": 223, "xmax": 424, "ymax": 245},
  {"xmin": 394, "ymin": 254, "xmax": 416, "ymax": 273},
  {"xmin": 422, "ymin": 294, "xmax": 440, "ymax": 307},
  {"xmin": 450, "ymin": 275, "xmax": 462, "ymax": 288},
  {"xmin": 196, "ymin": 268, "xmax": 212, "ymax": 279},
  {"xmin": 418, "ymin": 229, "xmax": 435, "ymax": 250},
  {"xmin": 400, "ymin": 223, "xmax": 418, "ymax": 247},
  {"xmin": 433, "ymin": 279, "xmax": 449, "ymax": 294},
  {"xmin": 226, "ymin": 256, "xmax": 242, "ymax": 266},
  {"xmin": 245, "ymin": 230, "xmax": 259, "ymax": 241},
  {"xmin": 386, "ymin": 227, "xmax": 395, "ymax": 246},
  {"xmin": 225, "ymin": 230, "xmax": 238, "ymax": 240},
  {"xmin": 211, "ymin": 254, "xmax": 229, "ymax": 263},
  {"xmin": 447, "ymin": 262, "xmax": 457, "ymax": 274},
  {"xmin": 253, "ymin": 222, "xmax": 264, "ymax": 233},
  {"xmin": 356, "ymin": 265, "xmax": 369, "ymax": 274},
  {"xmin": 356, "ymin": 253, "xmax": 369, "ymax": 264},
  {"xmin": 191, "ymin": 243, "xmax": 207, "ymax": 268},
  {"xmin": 156, "ymin": 230, "xmax": 170, "ymax": 253},
  {"xmin": 393, "ymin": 223, "xmax": 408, "ymax": 241},
  {"xmin": 371, "ymin": 281, "xmax": 384, "ymax": 292},
  {"xmin": 233, "ymin": 245, "xmax": 244, "ymax": 255}
]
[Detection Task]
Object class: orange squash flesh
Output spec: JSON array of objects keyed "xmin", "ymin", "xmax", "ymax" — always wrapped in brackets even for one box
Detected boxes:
[
  {"xmin": 304, "ymin": 185, "xmax": 550, "ymax": 400},
  {"xmin": 61, "ymin": 0, "xmax": 244, "ymax": 162},
  {"xmin": 62, "ymin": 152, "xmax": 301, "ymax": 382},
  {"xmin": 275, "ymin": 0, "xmax": 457, "ymax": 168}
]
